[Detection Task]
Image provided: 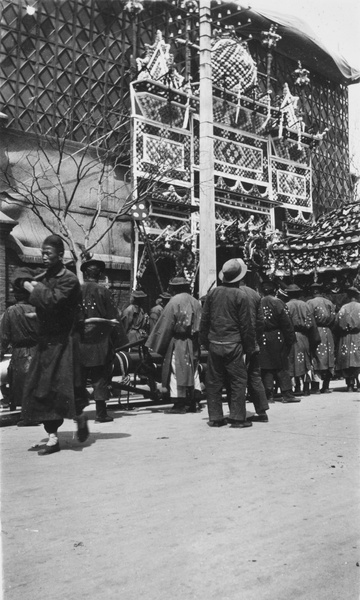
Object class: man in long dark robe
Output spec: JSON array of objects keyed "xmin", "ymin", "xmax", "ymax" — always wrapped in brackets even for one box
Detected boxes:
[
  {"xmin": 0, "ymin": 270, "xmax": 39, "ymax": 412},
  {"xmin": 286, "ymin": 284, "xmax": 320, "ymax": 396},
  {"xmin": 121, "ymin": 290, "xmax": 149, "ymax": 344},
  {"xmin": 200, "ymin": 259, "xmax": 256, "ymax": 428},
  {"xmin": 259, "ymin": 281, "xmax": 296, "ymax": 403},
  {"xmin": 307, "ymin": 282, "xmax": 336, "ymax": 393},
  {"xmin": 146, "ymin": 277, "xmax": 202, "ymax": 414},
  {"xmin": 79, "ymin": 258, "xmax": 128, "ymax": 422},
  {"xmin": 334, "ymin": 286, "xmax": 360, "ymax": 391},
  {"xmin": 20, "ymin": 234, "xmax": 89, "ymax": 455}
]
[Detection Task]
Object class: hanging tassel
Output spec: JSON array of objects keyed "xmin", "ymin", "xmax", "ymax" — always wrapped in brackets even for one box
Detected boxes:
[
  {"xmin": 313, "ymin": 265, "xmax": 318, "ymax": 284},
  {"xmin": 182, "ymin": 80, "xmax": 191, "ymax": 129},
  {"xmin": 297, "ymin": 116, "xmax": 305, "ymax": 150},
  {"xmin": 235, "ymin": 83, "xmax": 242, "ymax": 124},
  {"xmin": 278, "ymin": 109, "xmax": 284, "ymax": 139},
  {"xmin": 259, "ymin": 91, "xmax": 271, "ymax": 131},
  {"xmin": 137, "ymin": 242, "xmax": 148, "ymax": 279}
]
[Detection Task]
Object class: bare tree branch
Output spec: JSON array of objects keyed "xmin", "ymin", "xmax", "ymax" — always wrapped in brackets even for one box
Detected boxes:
[{"xmin": 0, "ymin": 110, "xmax": 178, "ymax": 282}]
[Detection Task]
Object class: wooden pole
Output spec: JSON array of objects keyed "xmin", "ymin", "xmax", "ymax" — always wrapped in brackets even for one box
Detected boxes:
[{"xmin": 199, "ymin": 0, "xmax": 217, "ymax": 299}]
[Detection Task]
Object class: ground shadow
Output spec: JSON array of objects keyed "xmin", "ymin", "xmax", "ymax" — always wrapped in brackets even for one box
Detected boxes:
[
  {"xmin": 136, "ymin": 407, "xmax": 173, "ymax": 414},
  {"xmin": 28, "ymin": 431, "xmax": 132, "ymax": 453},
  {"xmin": 85, "ymin": 409, "xmax": 140, "ymax": 421}
]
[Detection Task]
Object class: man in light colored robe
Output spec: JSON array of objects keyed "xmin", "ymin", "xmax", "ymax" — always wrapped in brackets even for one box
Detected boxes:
[{"xmin": 146, "ymin": 277, "xmax": 202, "ymax": 413}]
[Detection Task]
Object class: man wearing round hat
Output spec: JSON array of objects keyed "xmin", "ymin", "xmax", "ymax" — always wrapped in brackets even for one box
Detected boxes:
[
  {"xmin": 149, "ymin": 292, "xmax": 172, "ymax": 332},
  {"xmin": 79, "ymin": 257, "xmax": 128, "ymax": 422},
  {"xmin": 307, "ymin": 282, "xmax": 336, "ymax": 393},
  {"xmin": 146, "ymin": 276, "xmax": 202, "ymax": 413},
  {"xmin": 286, "ymin": 283, "xmax": 321, "ymax": 397},
  {"xmin": 334, "ymin": 286, "xmax": 360, "ymax": 391},
  {"xmin": 200, "ymin": 258, "xmax": 256, "ymax": 428},
  {"xmin": 121, "ymin": 290, "xmax": 149, "ymax": 344}
]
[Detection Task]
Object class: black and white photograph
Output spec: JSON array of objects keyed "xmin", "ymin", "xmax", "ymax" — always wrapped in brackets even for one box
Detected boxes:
[{"xmin": 0, "ymin": 1, "xmax": 359, "ymax": 598}]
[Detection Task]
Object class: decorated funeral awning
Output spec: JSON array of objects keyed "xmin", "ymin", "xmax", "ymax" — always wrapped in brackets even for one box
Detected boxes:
[
  {"xmin": 271, "ymin": 201, "xmax": 360, "ymax": 276},
  {"xmin": 237, "ymin": 5, "xmax": 360, "ymax": 85}
]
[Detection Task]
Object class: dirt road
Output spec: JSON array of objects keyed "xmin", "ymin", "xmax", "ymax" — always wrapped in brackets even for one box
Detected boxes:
[{"xmin": 1, "ymin": 383, "xmax": 359, "ymax": 600}]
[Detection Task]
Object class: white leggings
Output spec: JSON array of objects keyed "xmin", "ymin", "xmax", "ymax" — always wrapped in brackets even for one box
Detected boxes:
[{"xmin": 169, "ymin": 353, "xmax": 201, "ymax": 398}]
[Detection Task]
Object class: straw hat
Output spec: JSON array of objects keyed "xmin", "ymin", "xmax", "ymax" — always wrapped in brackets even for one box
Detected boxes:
[{"xmin": 218, "ymin": 258, "xmax": 247, "ymax": 283}]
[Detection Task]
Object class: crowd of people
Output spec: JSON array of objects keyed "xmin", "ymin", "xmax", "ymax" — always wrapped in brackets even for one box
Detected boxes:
[{"xmin": 1, "ymin": 240, "xmax": 360, "ymax": 452}]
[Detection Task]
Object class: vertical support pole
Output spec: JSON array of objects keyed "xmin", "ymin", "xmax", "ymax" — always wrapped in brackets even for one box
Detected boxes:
[
  {"xmin": 198, "ymin": 0, "xmax": 217, "ymax": 299},
  {"xmin": 132, "ymin": 222, "xmax": 139, "ymax": 289},
  {"xmin": 0, "ymin": 215, "xmax": 17, "ymax": 314},
  {"xmin": 129, "ymin": 8, "xmax": 140, "ymax": 294},
  {"xmin": 138, "ymin": 222, "xmax": 164, "ymax": 294}
]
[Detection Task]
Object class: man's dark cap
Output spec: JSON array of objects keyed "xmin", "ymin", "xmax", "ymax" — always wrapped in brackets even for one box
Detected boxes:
[
  {"xmin": 132, "ymin": 289, "xmax": 147, "ymax": 298},
  {"xmin": 262, "ymin": 280, "xmax": 276, "ymax": 293},
  {"xmin": 310, "ymin": 282, "xmax": 323, "ymax": 289},
  {"xmin": 42, "ymin": 234, "xmax": 65, "ymax": 253},
  {"xmin": 80, "ymin": 258, "xmax": 106, "ymax": 273},
  {"xmin": 169, "ymin": 277, "xmax": 190, "ymax": 287},
  {"xmin": 287, "ymin": 283, "xmax": 302, "ymax": 294}
]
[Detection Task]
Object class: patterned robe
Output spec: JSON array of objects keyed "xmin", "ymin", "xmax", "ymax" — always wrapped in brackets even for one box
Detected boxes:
[
  {"xmin": 335, "ymin": 301, "xmax": 360, "ymax": 373},
  {"xmin": 79, "ymin": 281, "xmax": 126, "ymax": 367},
  {"xmin": 307, "ymin": 296, "xmax": 335, "ymax": 373},
  {"xmin": 259, "ymin": 294, "xmax": 295, "ymax": 370},
  {"xmin": 287, "ymin": 298, "xmax": 320, "ymax": 378},
  {"xmin": 146, "ymin": 292, "xmax": 202, "ymax": 394}
]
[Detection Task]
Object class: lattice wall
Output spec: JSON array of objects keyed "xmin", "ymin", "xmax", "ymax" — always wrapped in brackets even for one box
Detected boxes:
[
  {"xmin": 0, "ymin": 0, "xmax": 351, "ymax": 216},
  {"xmin": 249, "ymin": 42, "xmax": 351, "ymax": 216}
]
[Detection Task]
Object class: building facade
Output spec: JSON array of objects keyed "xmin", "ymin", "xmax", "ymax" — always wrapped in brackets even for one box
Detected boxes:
[{"xmin": 1, "ymin": 0, "xmax": 359, "ymax": 309}]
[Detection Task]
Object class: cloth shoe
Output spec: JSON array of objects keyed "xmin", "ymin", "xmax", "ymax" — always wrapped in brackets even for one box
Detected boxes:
[
  {"xmin": 166, "ymin": 406, "xmax": 186, "ymax": 414},
  {"xmin": 248, "ymin": 413, "xmax": 269, "ymax": 422},
  {"xmin": 95, "ymin": 414, "xmax": 114, "ymax": 423},
  {"xmin": 37, "ymin": 442, "xmax": 60, "ymax": 456},
  {"xmin": 28, "ymin": 443, "xmax": 47, "ymax": 452},
  {"xmin": 186, "ymin": 404, "xmax": 201, "ymax": 413},
  {"xmin": 208, "ymin": 419, "xmax": 227, "ymax": 427},
  {"xmin": 282, "ymin": 391, "xmax": 301, "ymax": 403},
  {"xmin": 166, "ymin": 399, "xmax": 187, "ymax": 414},
  {"xmin": 228, "ymin": 419, "xmax": 252, "ymax": 428}
]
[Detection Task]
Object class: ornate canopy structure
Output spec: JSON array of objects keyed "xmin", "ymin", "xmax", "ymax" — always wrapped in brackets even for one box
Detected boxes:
[{"xmin": 271, "ymin": 201, "xmax": 360, "ymax": 277}]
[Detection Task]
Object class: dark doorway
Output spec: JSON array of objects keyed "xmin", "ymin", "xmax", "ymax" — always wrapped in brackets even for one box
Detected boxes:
[{"xmin": 139, "ymin": 256, "xmax": 177, "ymax": 307}]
